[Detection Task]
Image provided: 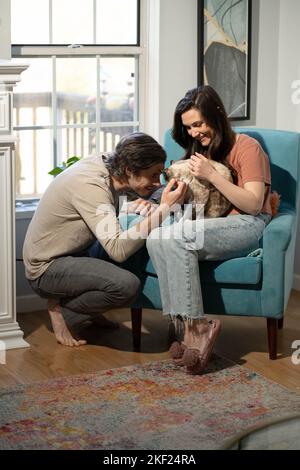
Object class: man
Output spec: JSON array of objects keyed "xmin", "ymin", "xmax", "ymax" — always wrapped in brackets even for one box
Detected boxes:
[{"xmin": 23, "ymin": 132, "xmax": 186, "ymax": 346}]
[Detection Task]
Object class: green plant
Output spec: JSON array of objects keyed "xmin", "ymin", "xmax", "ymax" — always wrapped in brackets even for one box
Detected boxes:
[{"xmin": 48, "ymin": 156, "xmax": 81, "ymax": 176}]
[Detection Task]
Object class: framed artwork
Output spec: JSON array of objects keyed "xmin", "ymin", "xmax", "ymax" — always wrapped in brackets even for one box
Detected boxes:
[{"xmin": 198, "ymin": 0, "xmax": 252, "ymax": 120}]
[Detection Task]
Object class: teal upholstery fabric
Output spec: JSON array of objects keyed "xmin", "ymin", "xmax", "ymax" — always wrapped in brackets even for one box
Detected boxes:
[
  {"xmin": 120, "ymin": 128, "xmax": 300, "ymax": 319},
  {"xmin": 145, "ymin": 256, "xmax": 262, "ymax": 285}
]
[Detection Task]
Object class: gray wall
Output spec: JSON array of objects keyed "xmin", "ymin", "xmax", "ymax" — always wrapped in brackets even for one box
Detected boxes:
[
  {"xmin": 16, "ymin": 209, "xmax": 47, "ymax": 311},
  {"xmin": 157, "ymin": 0, "xmax": 281, "ymax": 138},
  {"xmin": 158, "ymin": 0, "xmax": 198, "ymax": 143},
  {"xmin": 249, "ymin": 0, "xmax": 280, "ymax": 129},
  {"xmin": 16, "ymin": 221, "xmax": 31, "ymax": 294},
  {"xmin": 16, "ymin": 215, "xmax": 33, "ymax": 296},
  {"xmin": 276, "ymin": 0, "xmax": 300, "ymax": 282}
]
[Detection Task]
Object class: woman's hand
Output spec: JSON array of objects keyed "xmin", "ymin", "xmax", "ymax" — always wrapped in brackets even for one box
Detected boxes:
[
  {"xmin": 160, "ymin": 178, "xmax": 187, "ymax": 207},
  {"xmin": 189, "ymin": 152, "xmax": 216, "ymax": 182}
]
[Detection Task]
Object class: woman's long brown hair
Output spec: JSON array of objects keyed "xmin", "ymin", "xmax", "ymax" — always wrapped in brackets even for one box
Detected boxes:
[{"xmin": 172, "ymin": 85, "xmax": 236, "ymax": 164}]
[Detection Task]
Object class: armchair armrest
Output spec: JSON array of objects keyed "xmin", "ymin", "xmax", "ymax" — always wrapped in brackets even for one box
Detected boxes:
[
  {"xmin": 262, "ymin": 212, "xmax": 295, "ymax": 252},
  {"xmin": 261, "ymin": 211, "xmax": 296, "ymax": 316}
]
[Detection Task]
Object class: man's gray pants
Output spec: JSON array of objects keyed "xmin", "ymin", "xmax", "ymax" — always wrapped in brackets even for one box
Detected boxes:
[{"xmin": 29, "ymin": 255, "xmax": 141, "ymax": 325}]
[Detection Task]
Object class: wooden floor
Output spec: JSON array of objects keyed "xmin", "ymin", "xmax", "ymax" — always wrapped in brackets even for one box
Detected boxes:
[{"xmin": 1, "ymin": 290, "xmax": 300, "ymax": 393}]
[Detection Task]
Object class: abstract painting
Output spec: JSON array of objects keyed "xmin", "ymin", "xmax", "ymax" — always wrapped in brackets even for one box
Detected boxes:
[{"xmin": 198, "ymin": 0, "xmax": 251, "ymax": 120}]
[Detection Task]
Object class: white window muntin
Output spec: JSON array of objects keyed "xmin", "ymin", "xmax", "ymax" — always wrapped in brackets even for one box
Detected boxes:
[{"xmin": 12, "ymin": 49, "xmax": 141, "ymax": 169}]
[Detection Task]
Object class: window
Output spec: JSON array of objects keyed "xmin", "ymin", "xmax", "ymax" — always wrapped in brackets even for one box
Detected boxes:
[{"xmin": 11, "ymin": 0, "xmax": 141, "ymax": 200}]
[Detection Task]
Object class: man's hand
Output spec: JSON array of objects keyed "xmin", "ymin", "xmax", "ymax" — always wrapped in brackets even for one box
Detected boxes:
[
  {"xmin": 188, "ymin": 152, "xmax": 216, "ymax": 182},
  {"xmin": 123, "ymin": 198, "xmax": 155, "ymax": 216},
  {"xmin": 160, "ymin": 178, "xmax": 187, "ymax": 207}
]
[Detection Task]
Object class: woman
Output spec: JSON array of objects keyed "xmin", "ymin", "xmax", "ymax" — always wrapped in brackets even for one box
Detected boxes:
[
  {"xmin": 146, "ymin": 86, "xmax": 272, "ymax": 374},
  {"xmin": 23, "ymin": 132, "xmax": 186, "ymax": 347}
]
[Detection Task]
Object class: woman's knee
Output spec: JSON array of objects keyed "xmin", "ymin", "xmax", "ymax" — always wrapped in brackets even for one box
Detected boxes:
[{"xmin": 146, "ymin": 226, "xmax": 177, "ymax": 251}]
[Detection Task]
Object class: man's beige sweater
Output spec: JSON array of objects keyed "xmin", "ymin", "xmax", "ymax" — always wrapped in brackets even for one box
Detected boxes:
[{"xmin": 23, "ymin": 155, "xmax": 145, "ymax": 280}]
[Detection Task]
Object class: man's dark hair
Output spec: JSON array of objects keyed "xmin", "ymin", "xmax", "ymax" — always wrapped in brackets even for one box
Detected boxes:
[
  {"xmin": 103, "ymin": 132, "xmax": 167, "ymax": 177},
  {"xmin": 172, "ymin": 85, "xmax": 236, "ymax": 164}
]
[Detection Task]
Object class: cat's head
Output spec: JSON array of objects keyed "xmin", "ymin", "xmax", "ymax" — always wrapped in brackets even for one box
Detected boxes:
[
  {"xmin": 164, "ymin": 160, "xmax": 192, "ymax": 182},
  {"xmin": 163, "ymin": 160, "xmax": 194, "ymax": 203}
]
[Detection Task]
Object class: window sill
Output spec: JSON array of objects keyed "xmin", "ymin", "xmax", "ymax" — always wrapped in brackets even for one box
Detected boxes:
[{"xmin": 15, "ymin": 201, "xmax": 39, "ymax": 220}]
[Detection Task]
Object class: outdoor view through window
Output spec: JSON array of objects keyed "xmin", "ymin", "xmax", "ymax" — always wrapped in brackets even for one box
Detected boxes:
[{"xmin": 11, "ymin": 0, "xmax": 140, "ymax": 199}]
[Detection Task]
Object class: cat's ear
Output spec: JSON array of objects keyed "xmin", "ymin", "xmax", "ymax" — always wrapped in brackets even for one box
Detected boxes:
[{"xmin": 162, "ymin": 168, "xmax": 170, "ymax": 181}]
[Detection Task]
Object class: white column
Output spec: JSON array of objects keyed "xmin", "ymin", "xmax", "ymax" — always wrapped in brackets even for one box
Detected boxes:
[
  {"xmin": 0, "ymin": 0, "xmax": 11, "ymax": 60},
  {"xmin": 0, "ymin": 60, "xmax": 29, "ymax": 349}
]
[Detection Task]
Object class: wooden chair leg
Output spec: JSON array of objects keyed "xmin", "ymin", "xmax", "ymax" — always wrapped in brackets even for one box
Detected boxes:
[
  {"xmin": 278, "ymin": 318, "xmax": 284, "ymax": 330},
  {"xmin": 131, "ymin": 308, "xmax": 142, "ymax": 351},
  {"xmin": 267, "ymin": 318, "xmax": 277, "ymax": 360}
]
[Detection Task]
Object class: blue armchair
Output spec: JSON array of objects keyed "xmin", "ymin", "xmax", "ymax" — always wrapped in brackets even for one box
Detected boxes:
[{"xmin": 120, "ymin": 128, "xmax": 300, "ymax": 360}]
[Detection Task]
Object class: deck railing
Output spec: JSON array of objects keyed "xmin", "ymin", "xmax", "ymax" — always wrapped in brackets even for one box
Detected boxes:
[{"xmin": 13, "ymin": 92, "xmax": 134, "ymax": 198}]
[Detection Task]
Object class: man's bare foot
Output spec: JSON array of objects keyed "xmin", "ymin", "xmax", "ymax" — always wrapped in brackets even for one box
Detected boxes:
[
  {"xmin": 90, "ymin": 314, "xmax": 119, "ymax": 329},
  {"xmin": 48, "ymin": 299, "xmax": 87, "ymax": 347}
]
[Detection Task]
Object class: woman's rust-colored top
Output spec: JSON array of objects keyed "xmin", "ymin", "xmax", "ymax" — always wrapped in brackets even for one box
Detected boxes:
[{"xmin": 226, "ymin": 133, "xmax": 272, "ymax": 215}]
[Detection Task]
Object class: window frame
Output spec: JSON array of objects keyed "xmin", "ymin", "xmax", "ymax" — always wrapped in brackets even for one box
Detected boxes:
[
  {"xmin": 11, "ymin": 0, "xmax": 144, "ymax": 203},
  {"xmin": 11, "ymin": 0, "xmax": 141, "ymax": 47}
]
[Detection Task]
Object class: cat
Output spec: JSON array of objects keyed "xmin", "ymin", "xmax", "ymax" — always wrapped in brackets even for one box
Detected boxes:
[{"xmin": 164, "ymin": 158, "xmax": 233, "ymax": 218}]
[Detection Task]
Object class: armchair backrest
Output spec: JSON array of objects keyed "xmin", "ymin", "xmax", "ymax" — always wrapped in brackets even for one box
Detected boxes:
[{"xmin": 163, "ymin": 128, "xmax": 300, "ymax": 211}]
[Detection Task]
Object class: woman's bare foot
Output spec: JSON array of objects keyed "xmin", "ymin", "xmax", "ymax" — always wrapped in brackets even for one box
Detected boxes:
[{"xmin": 48, "ymin": 299, "xmax": 87, "ymax": 347}]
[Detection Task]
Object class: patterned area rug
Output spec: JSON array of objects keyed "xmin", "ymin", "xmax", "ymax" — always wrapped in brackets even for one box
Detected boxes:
[{"xmin": 0, "ymin": 356, "xmax": 300, "ymax": 450}]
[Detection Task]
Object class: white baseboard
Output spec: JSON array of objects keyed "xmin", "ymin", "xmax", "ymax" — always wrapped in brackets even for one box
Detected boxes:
[
  {"xmin": 16, "ymin": 294, "xmax": 47, "ymax": 313},
  {"xmin": 293, "ymin": 274, "xmax": 300, "ymax": 292}
]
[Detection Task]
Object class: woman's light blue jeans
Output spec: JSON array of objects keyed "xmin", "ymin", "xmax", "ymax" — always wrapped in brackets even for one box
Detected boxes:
[{"xmin": 146, "ymin": 213, "xmax": 271, "ymax": 320}]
